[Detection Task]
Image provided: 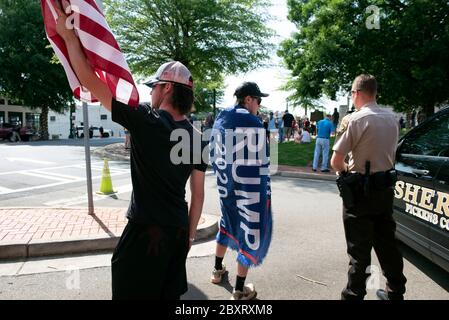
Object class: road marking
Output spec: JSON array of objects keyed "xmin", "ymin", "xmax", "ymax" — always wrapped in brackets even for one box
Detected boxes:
[
  {"xmin": 0, "ymin": 171, "xmax": 128, "ymax": 195},
  {"xmin": 43, "ymin": 184, "xmax": 133, "ymax": 206},
  {"xmin": 0, "ymin": 161, "xmax": 105, "ymax": 176},
  {"xmin": 19, "ymin": 171, "xmax": 73, "ymax": 182},
  {"xmin": 5, "ymin": 157, "xmax": 57, "ymax": 165},
  {"xmin": 0, "ymin": 186, "xmax": 13, "ymax": 193},
  {"xmin": 33, "ymin": 170, "xmax": 84, "ymax": 181}
]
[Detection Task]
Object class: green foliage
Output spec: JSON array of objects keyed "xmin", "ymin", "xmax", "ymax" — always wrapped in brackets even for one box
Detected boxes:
[
  {"xmin": 279, "ymin": 0, "xmax": 449, "ymax": 116},
  {"xmin": 0, "ymin": 0, "xmax": 73, "ymax": 139},
  {"xmin": 103, "ymin": 0, "xmax": 275, "ymax": 111},
  {"xmin": 0, "ymin": 0, "xmax": 73, "ymax": 111}
]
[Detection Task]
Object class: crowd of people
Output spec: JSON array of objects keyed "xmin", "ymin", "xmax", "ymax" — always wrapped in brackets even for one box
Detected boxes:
[{"xmin": 254, "ymin": 108, "xmax": 340, "ymax": 145}]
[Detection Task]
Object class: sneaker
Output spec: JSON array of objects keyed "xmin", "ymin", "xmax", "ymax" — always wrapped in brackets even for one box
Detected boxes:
[
  {"xmin": 376, "ymin": 289, "xmax": 389, "ymax": 300},
  {"xmin": 376, "ymin": 289, "xmax": 404, "ymax": 300},
  {"xmin": 210, "ymin": 264, "xmax": 226, "ymax": 284},
  {"xmin": 230, "ymin": 283, "xmax": 257, "ymax": 300},
  {"xmin": 321, "ymin": 169, "xmax": 330, "ymax": 173}
]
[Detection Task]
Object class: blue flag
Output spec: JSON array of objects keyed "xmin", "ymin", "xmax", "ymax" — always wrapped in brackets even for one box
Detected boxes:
[{"xmin": 209, "ymin": 105, "xmax": 273, "ymax": 267}]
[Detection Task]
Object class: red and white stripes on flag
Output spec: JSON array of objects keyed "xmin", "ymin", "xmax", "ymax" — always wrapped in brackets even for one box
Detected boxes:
[{"xmin": 40, "ymin": 0, "xmax": 139, "ymax": 106}]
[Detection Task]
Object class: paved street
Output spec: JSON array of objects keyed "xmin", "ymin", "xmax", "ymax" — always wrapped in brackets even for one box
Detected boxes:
[
  {"xmin": 0, "ymin": 138, "xmax": 132, "ymax": 208},
  {"xmin": 0, "ymin": 141, "xmax": 447, "ymax": 300},
  {"xmin": 0, "ymin": 139, "xmax": 222, "ymax": 217}
]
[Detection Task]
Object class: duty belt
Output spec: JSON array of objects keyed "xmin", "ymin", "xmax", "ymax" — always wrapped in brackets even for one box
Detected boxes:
[{"xmin": 336, "ymin": 161, "xmax": 397, "ymax": 209}]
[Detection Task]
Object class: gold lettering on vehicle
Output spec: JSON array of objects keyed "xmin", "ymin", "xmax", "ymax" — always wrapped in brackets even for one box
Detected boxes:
[
  {"xmin": 434, "ymin": 191, "xmax": 449, "ymax": 218},
  {"xmin": 403, "ymin": 183, "xmax": 421, "ymax": 205},
  {"xmin": 395, "ymin": 181, "xmax": 449, "ymax": 231}
]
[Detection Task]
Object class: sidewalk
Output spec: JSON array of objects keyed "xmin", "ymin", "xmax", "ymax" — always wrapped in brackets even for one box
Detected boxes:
[
  {"xmin": 276, "ymin": 165, "xmax": 337, "ymax": 181},
  {"xmin": 0, "ymin": 207, "xmax": 218, "ymax": 260}
]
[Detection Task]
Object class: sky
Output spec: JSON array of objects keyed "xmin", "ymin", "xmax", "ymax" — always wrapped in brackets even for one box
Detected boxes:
[{"xmin": 137, "ymin": 0, "xmax": 349, "ymax": 116}]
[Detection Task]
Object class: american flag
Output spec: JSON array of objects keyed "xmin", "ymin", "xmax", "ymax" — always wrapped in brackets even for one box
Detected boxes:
[{"xmin": 40, "ymin": 0, "xmax": 139, "ymax": 106}]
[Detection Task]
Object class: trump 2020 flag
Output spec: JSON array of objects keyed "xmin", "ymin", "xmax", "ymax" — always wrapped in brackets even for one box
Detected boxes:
[
  {"xmin": 209, "ymin": 105, "xmax": 273, "ymax": 267},
  {"xmin": 40, "ymin": 0, "xmax": 139, "ymax": 106}
]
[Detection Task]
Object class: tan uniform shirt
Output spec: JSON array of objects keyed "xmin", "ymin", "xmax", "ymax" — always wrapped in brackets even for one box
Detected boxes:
[
  {"xmin": 335, "ymin": 111, "xmax": 357, "ymax": 140},
  {"xmin": 332, "ymin": 102, "xmax": 399, "ymax": 173}
]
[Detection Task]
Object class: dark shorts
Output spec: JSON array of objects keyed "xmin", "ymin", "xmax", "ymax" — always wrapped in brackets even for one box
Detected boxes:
[{"xmin": 111, "ymin": 220, "xmax": 189, "ymax": 300}]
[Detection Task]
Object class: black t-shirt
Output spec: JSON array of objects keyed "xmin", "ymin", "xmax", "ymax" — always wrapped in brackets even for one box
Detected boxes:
[
  {"xmin": 283, "ymin": 113, "xmax": 294, "ymax": 127},
  {"xmin": 112, "ymin": 99, "xmax": 208, "ymax": 227}
]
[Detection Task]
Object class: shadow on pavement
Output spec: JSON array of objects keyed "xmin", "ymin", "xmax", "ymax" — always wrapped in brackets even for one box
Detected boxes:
[
  {"xmin": 182, "ymin": 283, "xmax": 208, "ymax": 300},
  {"xmin": 399, "ymin": 242, "xmax": 449, "ymax": 292}
]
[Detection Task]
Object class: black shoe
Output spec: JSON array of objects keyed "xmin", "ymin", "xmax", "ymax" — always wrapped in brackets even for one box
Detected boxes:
[
  {"xmin": 321, "ymin": 169, "xmax": 330, "ymax": 173},
  {"xmin": 312, "ymin": 169, "xmax": 317, "ymax": 172}
]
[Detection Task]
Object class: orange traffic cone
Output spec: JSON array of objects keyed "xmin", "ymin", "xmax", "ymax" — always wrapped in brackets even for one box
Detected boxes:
[{"xmin": 96, "ymin": 158, "xmax": 116, "ymax": 195}]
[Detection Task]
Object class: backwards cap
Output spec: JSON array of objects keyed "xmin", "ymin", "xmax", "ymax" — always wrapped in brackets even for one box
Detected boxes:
[{"xmin": 145, "ymin": 61, "xmax": 194, "ymax": 90}]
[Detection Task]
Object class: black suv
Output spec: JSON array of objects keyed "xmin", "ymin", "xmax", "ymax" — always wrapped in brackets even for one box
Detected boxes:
[{"xmin": 394, "ymin": 106, "xmax": 449, "ymax": 272}]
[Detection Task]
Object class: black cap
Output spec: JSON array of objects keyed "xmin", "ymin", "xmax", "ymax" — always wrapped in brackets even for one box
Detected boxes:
[{"xmin": 234, "ymin": 82, "xmax": 269, "ymax": 98}]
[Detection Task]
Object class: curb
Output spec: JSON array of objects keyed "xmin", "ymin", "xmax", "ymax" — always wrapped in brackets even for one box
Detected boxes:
[
  {"xmin": 92, "ymin": 148, "xmax": 129, "ymax": 162},
  {"xmin": 0, "ymin": 214, "xmax": 218, "ymax": 260},
  {"xmin": 275, "ymin": 171, "xmax": 337, "ymax": 182}
]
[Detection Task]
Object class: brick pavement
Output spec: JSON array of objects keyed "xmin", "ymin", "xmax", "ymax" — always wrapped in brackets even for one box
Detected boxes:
[{"xmin": 0, "ymin": 207, "xmax": 128, "ymax": 244}]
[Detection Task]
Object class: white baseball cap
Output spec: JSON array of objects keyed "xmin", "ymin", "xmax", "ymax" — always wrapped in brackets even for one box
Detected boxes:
[{"xmin": 145, "ymin": 61, "xmax": 194, "ymax": 90}]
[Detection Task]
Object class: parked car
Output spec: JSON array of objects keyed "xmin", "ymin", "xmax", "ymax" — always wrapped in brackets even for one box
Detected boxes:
[
  {"xmin": 393, "ymin": 106, "xmax": 449, "ymax": 272},
  {"xmin": 0, "ymin": 123, "xmax": 36, "ymax": 142},
  {"xmin": 76, "ymin": 126, "xmax": 113, "ymax": 138}
]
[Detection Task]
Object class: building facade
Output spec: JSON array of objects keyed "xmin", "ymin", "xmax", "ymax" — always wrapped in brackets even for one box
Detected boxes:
[
  {"xmin": 0, "ymin": 98, "xmax": 41, "ymax": 129},
  {"xmin": 0, "ymin": 98, "xmax": 125, "ymax": 140}
]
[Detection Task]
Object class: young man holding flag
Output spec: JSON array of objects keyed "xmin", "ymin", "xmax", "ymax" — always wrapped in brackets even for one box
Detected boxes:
[
  {"xmin": 209, "ymin": 82, "xmax": 273, "ymax": 300},
  {"xmin": 49, "ymin": 1, "xmax": 207, "ymax": 299}
]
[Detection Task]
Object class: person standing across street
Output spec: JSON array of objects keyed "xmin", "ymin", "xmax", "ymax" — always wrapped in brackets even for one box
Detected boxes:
[
  {"xmin": 282, "ymin": 110, "xmax": 294, "ymax": 141},
  {"xmin": 312, "ymin": 114, "xmax": 333, "ymax": 172},
  {"xmin": 55, "ymin": 4, "xmax": 207, "ymax": 300},
  {"xmin": 277, "ymin": 115, "xmax": 284, "ymax": 143},
  {"xmin": 267, "ymin": 111, "xmax": 277, "ymax": 143},
  {"xmin": 331, "ymin": 74, "xmax": 407, "ymax": 300},
  {"xmin": 209, "ymin": 82, "xmax": 273, "ymax": 300},
  {"xmin": 332, "ymin": 107, "xmax": 340, "ymax": 133}
]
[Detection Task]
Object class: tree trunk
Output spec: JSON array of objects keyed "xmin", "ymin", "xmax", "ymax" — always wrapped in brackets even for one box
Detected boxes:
[
  {"xmin": 39, "ymin": 106, "xmax": 49, "ymax": 140},
  {"xmin": 418, "ymin": 105, "xmax": 434, "ymax": 125},
  {"xmin": 405, "ymin": 111, "xmax": 412, "ymax": 129},
  {"xmin": 423, "ymin": 104, "xmax": 434, "ymax": 118}
]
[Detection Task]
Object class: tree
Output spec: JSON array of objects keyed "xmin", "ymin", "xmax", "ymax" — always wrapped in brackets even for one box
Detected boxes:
[
  {"xmin": 0, "ymin": 0, "xmax": 73, "ymax": 140},
  {"xmin": 103, "ymin": 0, "xmax": 275, "ymax": 111},
  {"xmin": 279, "ymin": 0, "xmax": 449, "ymax": 118}
]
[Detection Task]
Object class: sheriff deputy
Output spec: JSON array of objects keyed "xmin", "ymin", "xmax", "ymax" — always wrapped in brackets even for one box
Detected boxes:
[{"xmin": 331, "ymin": 74, "xmax": 407, "ymax": 300}]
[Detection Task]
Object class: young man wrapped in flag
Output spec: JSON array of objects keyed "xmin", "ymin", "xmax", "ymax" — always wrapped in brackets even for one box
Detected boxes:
[{"xmin": 209, "ymin": 82, "xmax": 273, "ymax": 300}]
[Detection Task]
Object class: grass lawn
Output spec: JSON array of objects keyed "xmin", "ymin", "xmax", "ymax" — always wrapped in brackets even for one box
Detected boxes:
[{"xmin": 278, "ymin": 137, "xmax": 336, "ymax": 167}]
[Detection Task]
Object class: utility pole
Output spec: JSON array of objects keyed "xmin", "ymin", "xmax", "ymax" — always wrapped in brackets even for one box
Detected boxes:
[{"xmin": 82, "ymin": 101, "xmax": 94, "ymax": 215}]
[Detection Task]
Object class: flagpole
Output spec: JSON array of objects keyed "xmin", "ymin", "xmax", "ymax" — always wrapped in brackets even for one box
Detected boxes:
[{"xmin": 82, "ymin": 101, "xmax": 94, "ymax": 215}]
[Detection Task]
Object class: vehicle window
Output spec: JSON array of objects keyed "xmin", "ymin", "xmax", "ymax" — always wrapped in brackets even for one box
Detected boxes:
[{"xmin": 400, "ymin": 112, "xmax": 449, "ymax": 157}]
